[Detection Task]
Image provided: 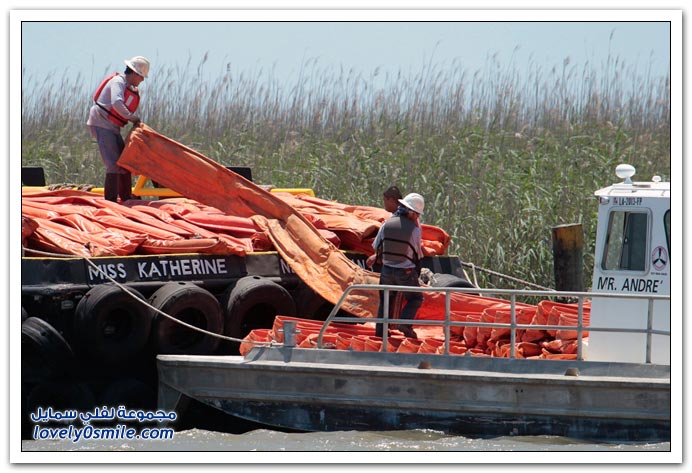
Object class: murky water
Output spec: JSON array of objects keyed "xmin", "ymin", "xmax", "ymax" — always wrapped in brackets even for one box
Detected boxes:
[{"xmin": 20, "ymin": 427, "xmax": 671, "ymax": 458}]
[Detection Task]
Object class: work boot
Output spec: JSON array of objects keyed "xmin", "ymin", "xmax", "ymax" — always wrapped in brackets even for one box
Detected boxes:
[
  {"xmin": 375, "ymin": 323, "xmax": 396, "ymax": 338},
  {"xmin": 104, "ymin": 173, "xmax": 119, "ymax": 202},
  {"xmin": 376, "ymin": 328, "xmax": 395, "ymax": 339},
  {"xmin": 400, "ymin": 325, "xmax": 417, "ymax": 339},
  {"xmin": 117, "ymin": 172, "xmax": 133, "ymax": 202}
]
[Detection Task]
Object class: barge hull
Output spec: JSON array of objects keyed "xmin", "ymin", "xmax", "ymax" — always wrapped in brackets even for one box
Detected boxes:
[
  {"xmin": 157, "ymin": 348, "xmax": 670, "ymax": 442},
  {"xmin": 199, "ymin": 399, "xmax": 669, "ymax": 441}
]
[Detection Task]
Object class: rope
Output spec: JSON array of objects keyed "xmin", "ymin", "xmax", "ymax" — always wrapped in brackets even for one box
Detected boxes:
[
  {"xmin": 459, "ymin": 261, "xmax": 556, "ymax": 292},
  {"xmin": 46, "ymin": 183, "xmax": 96, "ymax": 191},
  {"xmin": 24, "ymin": 248, "xmax": 279, "ymax": 347},
  {"xmin": 23, "ymin": 249, "xmax": 554, "ymax": 349}
]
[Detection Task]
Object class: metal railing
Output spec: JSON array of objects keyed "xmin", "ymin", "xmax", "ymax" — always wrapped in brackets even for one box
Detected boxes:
[{"xmin": 316, "ymin": 285, "xmax": 670, "ymax": 363}]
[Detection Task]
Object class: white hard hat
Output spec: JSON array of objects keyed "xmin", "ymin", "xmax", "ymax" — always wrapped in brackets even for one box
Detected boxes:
[
  {"xmin": 124, "ymin": 56, "xmax": 150, "ymax": 78},
  {"xmin": 398, "ymin": 193, "xmax": 425, "ymax": 215}
]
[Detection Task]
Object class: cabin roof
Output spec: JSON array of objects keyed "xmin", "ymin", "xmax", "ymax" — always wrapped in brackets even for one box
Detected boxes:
[{"xmin": 595, "ymin": 180, "xmax": 670, "ymax": 199}]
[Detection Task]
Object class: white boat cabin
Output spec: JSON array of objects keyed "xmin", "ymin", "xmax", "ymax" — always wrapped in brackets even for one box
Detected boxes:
[{"xmin": 587, "ymin": 164, "xmax": 670, "ymax": 365}]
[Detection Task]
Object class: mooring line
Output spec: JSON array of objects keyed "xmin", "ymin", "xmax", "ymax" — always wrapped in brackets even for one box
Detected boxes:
[
  {"xmin": 24, "ymin": 248, "xmax": 277, "ymax": 347},
  {"xmin": 459, "ymin": 260, "xmax": 555, "ymax": 292}
]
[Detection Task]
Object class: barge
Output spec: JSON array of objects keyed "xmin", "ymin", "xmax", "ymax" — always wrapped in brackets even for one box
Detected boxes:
[
  {"xmin": 19, "ymin": 125, "xmax": 471, "ymax": 437},
  {"xmin": 155, "ymin": 163, "xmax": 671, "ymax": 441}
]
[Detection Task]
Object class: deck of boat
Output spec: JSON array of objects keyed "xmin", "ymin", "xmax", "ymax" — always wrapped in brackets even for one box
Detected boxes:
[{"xmin": 157, "ymin": 347, "xmax": 670, "ymax": 441}]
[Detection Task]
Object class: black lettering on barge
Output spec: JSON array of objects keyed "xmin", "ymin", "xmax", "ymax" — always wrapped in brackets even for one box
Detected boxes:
[
  {"xmin": 88, "ymin": 263, "xmax": 127, "ymax": 281},
  {"xmin": 137, "ymin": 258, "xmax": 228, "ymax": 279}
]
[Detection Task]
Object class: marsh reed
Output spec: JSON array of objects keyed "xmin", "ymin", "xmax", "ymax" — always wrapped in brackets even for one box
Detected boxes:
[{"xmin": 21, "ymin": 54, "xmax": 671, "ymax": 289}]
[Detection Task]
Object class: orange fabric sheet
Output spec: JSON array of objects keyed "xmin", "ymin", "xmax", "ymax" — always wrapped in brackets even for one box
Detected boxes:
[
  {"xmin": 20, "ymin": 125, "xmax": 522, "ymax": 321},
  {"xmin": 118, "ymin": 124, "xmax": 381, "ymax": 317},
  {"xmin": 116, "ymin": 125, "xmax": 510, "ymax": 319},
  {"xmin": 21, "ymin": 189, "xmax": 254, "ymax": 257},
  {"xmin": 273, "ymin": 192, "xmax": 451, "ymax": 256}
]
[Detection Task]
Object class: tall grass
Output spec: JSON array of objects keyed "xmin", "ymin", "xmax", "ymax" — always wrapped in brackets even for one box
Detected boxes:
[{"xmin": 21, "ymin": 53, "xmax": 671, "ymax": 289}]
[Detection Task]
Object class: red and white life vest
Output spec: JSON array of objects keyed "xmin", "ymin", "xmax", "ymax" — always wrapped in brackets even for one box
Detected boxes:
[{"xmin": 93, "ymin": 73, "xmax": 140, "ymax": 127}]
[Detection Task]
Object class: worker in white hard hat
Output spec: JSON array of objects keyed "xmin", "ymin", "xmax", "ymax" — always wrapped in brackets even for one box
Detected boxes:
[
  {"xmin": 87, "ymin": 56, "xmax": 151, "ymax": 202},
  {"xmin": 367, "ymin": 192, "xmax": 425, "ymax": 339}
]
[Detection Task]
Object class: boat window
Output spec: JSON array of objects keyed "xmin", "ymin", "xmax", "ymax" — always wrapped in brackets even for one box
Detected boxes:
[
  {"xmin": 664, "ymin": 209, "xmax": 671, "ymax": 255},
  {"xmin": 602, "ymin": 210, "xmax": 649, "ymax": 272}
]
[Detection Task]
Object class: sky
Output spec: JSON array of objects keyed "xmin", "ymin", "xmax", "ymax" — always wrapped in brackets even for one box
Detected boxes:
[{"xmin": 19, "ymin": 12, "xmax": 672, "ymax": 96}]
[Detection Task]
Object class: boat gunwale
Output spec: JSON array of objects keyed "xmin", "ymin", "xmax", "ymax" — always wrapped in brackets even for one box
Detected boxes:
[
  {"xmin": 157, "ymin": 346, "xmax": 671, "ymax": 383},
  {"xmin": 156, "ymin": 349, "xmax": 671, "ymax": 424}
]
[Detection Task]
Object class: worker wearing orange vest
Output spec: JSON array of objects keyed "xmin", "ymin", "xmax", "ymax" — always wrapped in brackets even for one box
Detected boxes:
[{"xmin": 87, "ymin": 56, "xmax": 150, "ymax": 202}]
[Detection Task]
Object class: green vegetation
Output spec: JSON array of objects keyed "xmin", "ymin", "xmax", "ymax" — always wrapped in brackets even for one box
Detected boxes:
[{"xmin": 21, "ymin": 54, "xmax": 670, "ymax": 289}]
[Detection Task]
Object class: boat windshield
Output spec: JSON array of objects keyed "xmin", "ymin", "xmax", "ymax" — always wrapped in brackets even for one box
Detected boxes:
[{"xmin": 602, "ymin": 210, "xmax": 648, "ymax": 272}]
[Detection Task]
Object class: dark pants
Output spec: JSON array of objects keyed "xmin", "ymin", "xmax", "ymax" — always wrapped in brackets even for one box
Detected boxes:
[
  {"xmin": 91, "ymin": 125, "xmax": 132, "ymax": 202},
  {"xmin": 376, "ymin": 265, "xmax": 423, "ymax": 337}
]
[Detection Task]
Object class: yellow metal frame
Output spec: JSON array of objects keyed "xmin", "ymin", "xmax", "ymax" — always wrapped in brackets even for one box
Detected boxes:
[
  {"xmin": 23, "ymin": 175, "xmax": 315, "ymax": 198},
  {"xmin": 270, "ymin": 188, "xmax": 315, "ymax": 197},
  {"xmin": 132, "ymin": 175, "xmax": 181, "ymax": 197},
  {"xmin": 130, "ymin": 175, "xmax": 315, "ymax": 198}
]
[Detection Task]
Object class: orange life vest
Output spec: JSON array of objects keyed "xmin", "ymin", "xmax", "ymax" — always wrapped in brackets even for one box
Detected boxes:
[{"xmin": 93, "ymin": 72, "xmax": 140, "ymax": 127}]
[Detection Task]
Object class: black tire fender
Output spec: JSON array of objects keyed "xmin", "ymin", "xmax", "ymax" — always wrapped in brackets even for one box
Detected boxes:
[
  {"xmin": 21, "ymin": 317, "xmax": 74, "ymax": 383},
  {"xmin": 73, "ymin": 283, "xmax": 152, "ymax": 364},
  {"xmin": 223, "ymin": 276, "xmax": 297, "ymax": 340},
  {"xmin": 430, "ymin": 273, "xmax": 477, "ymax": 290},
  {"xmin": 98, "ymin": 377, "xmax": 157, "ymax": 411},
  {"xmin": 150, "ymin": 282, "xmax": 224, "ymax": 355},
  {"xmin": 292, "ymin": 282, "xmax": 334, "ymax": 321},
  {"xmin": 26, "ymin": 381, "xmax": 95, "ymax": 416}
]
